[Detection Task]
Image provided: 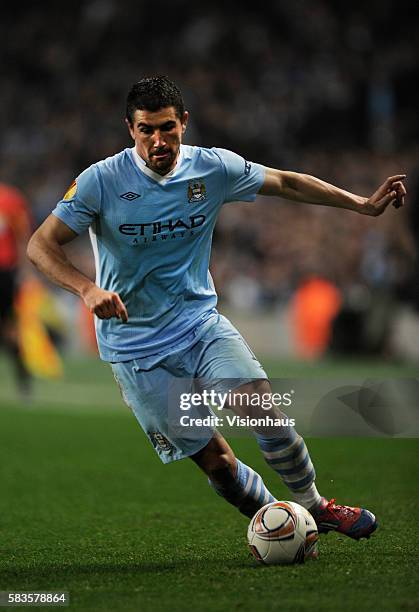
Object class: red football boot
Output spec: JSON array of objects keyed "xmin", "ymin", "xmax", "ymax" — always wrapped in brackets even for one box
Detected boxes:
[{"xmin": 310, "ymin": 497, "xmax": 378, "ymax": 540}]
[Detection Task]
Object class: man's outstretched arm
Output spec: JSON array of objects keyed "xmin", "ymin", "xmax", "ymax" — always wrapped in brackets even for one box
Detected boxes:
[
  {"xmin": 27, "ymin": 215, "xmax": 128, "ymax": 321},
  {"xmin": 259, "ymin": 168, "xmax": 406, "ymax": 216}
]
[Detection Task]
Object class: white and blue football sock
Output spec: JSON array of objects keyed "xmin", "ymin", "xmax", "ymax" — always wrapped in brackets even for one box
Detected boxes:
[
  {"xmin": 208, "ymin": 459, "xmax": 276, "ymax": 518},
  {"xmin": 256, "ymin": 429, "xmax": 322, "ymax": 510}
]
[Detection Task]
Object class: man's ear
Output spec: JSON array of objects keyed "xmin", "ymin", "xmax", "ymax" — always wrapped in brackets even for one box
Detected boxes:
[
  {"xmin": 125, "ymin": 118, "xmax": 135, "ymax": 140},
  {"xmin": 181, "ymin": 111, "xmax": 189, "ymax": 134}
]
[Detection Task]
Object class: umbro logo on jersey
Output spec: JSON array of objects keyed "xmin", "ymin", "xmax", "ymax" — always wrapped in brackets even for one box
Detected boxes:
[{"xmin": 120, "ymin": 192, "xmax": 141, "ymax": 201}]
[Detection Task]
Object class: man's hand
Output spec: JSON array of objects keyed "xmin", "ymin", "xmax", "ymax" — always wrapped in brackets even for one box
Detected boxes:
[
  {"xmin": 361, "ymin": 174, "xmax": 407, "ymax": 216},
  {"xmin": 27, "ymin": 216, "xmax": 129, "ymax": 323},
  {"xmin": 82, "ymin": 285, "xmax": 128, "ymax": 322}
]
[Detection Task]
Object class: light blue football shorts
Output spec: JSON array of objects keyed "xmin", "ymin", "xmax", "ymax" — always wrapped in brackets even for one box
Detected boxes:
[{"xmin": 110, "ymin": 313, "xmax": 267, "ymax": 463}]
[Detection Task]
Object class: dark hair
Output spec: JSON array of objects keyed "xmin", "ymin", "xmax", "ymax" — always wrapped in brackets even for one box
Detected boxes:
[{"xmin": 126, "ymin": 76, "xmax": 185, "ymax": 125}]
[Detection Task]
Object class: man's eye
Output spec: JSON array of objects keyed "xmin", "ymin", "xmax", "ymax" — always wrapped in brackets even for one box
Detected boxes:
[{"xmin": 140, "ymin": 128, "xmax": 152, "ymax": 134}]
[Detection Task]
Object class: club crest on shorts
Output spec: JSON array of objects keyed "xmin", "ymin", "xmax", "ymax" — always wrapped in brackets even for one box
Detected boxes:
[
  {"xmin": 187, "ymin": 179, "xmax": 206, "ymax": 203},
  {"xmin": 149, "ymin": 431, "xmax": 174, "ymax": 452}
]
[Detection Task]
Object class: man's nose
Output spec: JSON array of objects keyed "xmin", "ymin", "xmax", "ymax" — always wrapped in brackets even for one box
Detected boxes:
[{"xmin": 152, "ymin": 130, "xmax": 166, "ymax": 148}]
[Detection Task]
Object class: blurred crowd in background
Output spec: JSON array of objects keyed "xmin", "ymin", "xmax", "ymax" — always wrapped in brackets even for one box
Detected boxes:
[{"xmin": 1, "ymin": 0, "xmax": 418, "ymax": 362}]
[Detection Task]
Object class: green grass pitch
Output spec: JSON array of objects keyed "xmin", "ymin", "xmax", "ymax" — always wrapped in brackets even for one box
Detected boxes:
[{"xmin": 0, "ymin": 356, "xmax": 418, "ymax": 611}]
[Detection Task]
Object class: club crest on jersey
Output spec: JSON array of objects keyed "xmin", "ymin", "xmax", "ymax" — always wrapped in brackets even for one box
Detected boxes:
[
  {"xmin": 187, "ymin": 178, "xmax": 206, "ymax": 203},
  {"xmin": 149, "ymin": 431, "xmax": 174, "ymax": 453},
  {"xmin": 63, "ymin": 180, "xmax": 77, "ymax": 201}
]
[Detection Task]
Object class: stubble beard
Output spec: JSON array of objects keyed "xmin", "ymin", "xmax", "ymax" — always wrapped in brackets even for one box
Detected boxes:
[
  {"xmin": 149, "ymin": 148, "xmax": 178, "ymax": 176},
  {"xmin": 151, "ymin": 158, "xmax": 172, "ymax": 174}
]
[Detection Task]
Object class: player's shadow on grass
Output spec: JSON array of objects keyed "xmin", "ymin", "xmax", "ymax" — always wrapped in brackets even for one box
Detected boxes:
[
  {"xmin": 0, "ymin": 558, "xmax": 255, "ymax": 582},
  {"xmin": 1, "ymin": 546, "xmax": 364, "ymax": 582}
]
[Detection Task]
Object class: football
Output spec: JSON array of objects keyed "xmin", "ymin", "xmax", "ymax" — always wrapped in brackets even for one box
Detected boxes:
[{"xmin": 247, "ymin": 501, "xmax": 319, "ymax": 565}]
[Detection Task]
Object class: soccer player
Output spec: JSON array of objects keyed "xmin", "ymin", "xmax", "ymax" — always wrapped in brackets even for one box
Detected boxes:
[
  {"xmin": 27, "ymin": 76, "xmax": 406, "ymax": 540},
  {"xmin": 0, "ymin": 183, "xmax": 33, "ymax": 397}
]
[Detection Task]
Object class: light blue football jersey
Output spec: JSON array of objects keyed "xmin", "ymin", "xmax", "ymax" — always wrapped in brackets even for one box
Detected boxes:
[{"xmin": 53, "ymin": 145, "xmax": 265, "ymax": 361}]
